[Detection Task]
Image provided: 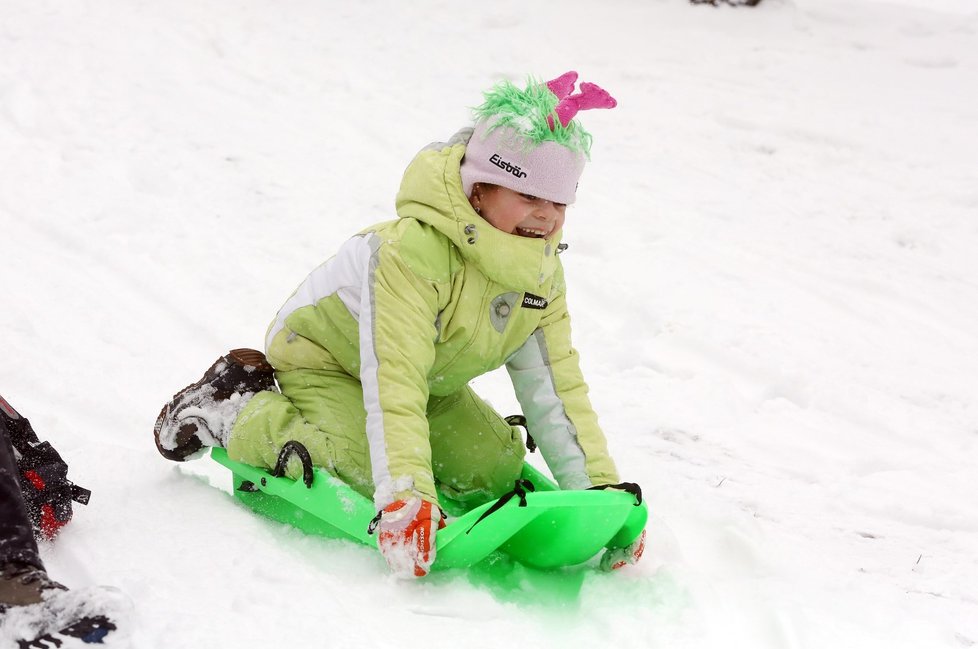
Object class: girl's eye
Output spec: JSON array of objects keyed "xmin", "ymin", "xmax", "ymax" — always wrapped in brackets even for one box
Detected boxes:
[{"xmin": 519, "ymin": 193, "xmax": 564, "ymax": 209}]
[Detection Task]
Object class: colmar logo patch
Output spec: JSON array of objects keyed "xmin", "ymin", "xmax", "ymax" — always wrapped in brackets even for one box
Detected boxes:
[{"xmin": 521, "ymin": 293, "xmax": 548, "ymax": 310}]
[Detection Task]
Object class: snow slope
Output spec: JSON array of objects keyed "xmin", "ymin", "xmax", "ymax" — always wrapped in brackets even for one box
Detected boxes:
[{"xmin": 2, "ymin": 0, "xmax": 976, "ymax": 647}]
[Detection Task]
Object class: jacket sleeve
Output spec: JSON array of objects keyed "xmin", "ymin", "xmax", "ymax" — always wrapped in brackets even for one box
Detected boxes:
[
  {"xmin": 505, "ymin": 289, "xmax": 620, "ymax": 490},
  {"xmin": 359, "ymin": 238, "xmax": 441, "ymax": 509}
]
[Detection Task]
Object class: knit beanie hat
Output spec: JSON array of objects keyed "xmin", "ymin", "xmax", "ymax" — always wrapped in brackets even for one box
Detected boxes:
[{"xmin": 459, "ymin": 71, "xmax": 617, "ymax": 205}]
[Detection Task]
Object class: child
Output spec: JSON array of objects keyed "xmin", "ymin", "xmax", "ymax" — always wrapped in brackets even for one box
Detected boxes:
[
  {"xmin": 154, "ymin": 71, "xmax": 646, "ymax": 578},
  {"xmin": 2, "ymin": 392, "xmax": 125, "ymax": 645},
  {"xmin": 0, "ymin": 394, "xmax": 68, "ymax": 607}
]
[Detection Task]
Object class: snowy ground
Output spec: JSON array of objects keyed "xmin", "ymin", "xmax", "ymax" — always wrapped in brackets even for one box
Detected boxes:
[{"xmin": 2, "ymin": 0, "xmax": 977, "ymax": 647}]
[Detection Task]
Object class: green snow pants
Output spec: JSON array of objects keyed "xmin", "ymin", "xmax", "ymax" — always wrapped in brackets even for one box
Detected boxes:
[{"xmin": 227, "ymin": 366, "xmax": 526, "ymax": 508}]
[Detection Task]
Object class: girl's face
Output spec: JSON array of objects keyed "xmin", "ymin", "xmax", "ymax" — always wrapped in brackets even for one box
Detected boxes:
[{"xmin": 469, "ymin": 184, "xmax": 566, "ymax": 240}]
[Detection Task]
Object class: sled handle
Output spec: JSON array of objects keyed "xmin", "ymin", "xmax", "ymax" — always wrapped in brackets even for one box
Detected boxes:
[{"xmin": 270, "ymin": 441, "xmax": 315, "ymax": 488}]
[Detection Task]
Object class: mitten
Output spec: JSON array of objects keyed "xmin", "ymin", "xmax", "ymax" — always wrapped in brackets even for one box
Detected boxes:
[
  {"xmin": 371, "ymin": 498, "xmax": 445, "ymax": 578},
  {"xmin": 600, "ymin": 528, "xmax": 647, "ymax": 571}
]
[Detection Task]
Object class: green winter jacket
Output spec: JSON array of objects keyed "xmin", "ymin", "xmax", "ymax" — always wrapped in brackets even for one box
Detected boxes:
[{"xmin": 264, "ymin": 129, "xmax": 619, "ymax": 506}]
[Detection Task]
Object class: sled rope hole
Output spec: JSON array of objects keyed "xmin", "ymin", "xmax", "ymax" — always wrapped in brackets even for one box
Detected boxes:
[{"xmin": 465, "ymin": 479, "xmax": 536, "ymax": 534}]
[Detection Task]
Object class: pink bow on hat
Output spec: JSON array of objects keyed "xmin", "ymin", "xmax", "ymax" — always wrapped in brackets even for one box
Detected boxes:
[{"xmin": 545, "ymin": 71, "xmax": 617, "ymax": 129}]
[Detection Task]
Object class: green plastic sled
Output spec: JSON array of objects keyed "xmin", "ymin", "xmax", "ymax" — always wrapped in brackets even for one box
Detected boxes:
[{"xmin": 210, "ymin": 447, "xmax": 647, "ymax": 571}]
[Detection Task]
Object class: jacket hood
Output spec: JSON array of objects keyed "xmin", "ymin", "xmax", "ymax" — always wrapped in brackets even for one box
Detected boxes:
[{"xmin": 394, "ymin": 128, "xmax": 563, "ymax": 293}]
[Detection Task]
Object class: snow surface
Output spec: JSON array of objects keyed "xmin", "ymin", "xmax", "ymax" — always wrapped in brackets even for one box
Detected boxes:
[{"xmin": 2, "ymin": 0, "xmax": 977, "ymax": 647}]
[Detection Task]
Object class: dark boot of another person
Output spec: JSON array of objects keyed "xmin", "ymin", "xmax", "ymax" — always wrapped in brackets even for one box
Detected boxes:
[
  {"xmin": 153, "ymin": 348, "xmax": 276, "ymax": 461},
  {"xmin": 0, "ymin": 561, "xmax": 67, "ymax": 608}
]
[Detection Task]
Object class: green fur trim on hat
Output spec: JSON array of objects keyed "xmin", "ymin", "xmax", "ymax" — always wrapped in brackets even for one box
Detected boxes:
[{"xmin": 472, "ymin": 77, "xmax": 593, "ymax": 156}]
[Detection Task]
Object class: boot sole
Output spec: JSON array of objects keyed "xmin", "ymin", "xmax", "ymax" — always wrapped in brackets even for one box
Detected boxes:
[
  {"xmin": 153, "ymin": 348, "xmax": 273, "ymax": 462},
  {"xmin": 227, "ymin": 348, "xmax": 274, "ymax": 373}
]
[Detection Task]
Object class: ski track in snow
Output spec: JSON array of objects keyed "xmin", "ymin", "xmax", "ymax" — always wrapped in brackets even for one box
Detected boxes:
[{"xmin": 2, "ymin": 0, "xmax": 977, "ymax": 647}]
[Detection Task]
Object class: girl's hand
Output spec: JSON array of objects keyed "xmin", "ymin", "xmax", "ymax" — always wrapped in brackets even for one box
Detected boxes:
[
  {"xmin": 600, "ymin": 529, "xmax": 647, "ymax": 571},
  {"xmin": 371, "ymin": 497, "xmax": 445, "ymax": 578}
]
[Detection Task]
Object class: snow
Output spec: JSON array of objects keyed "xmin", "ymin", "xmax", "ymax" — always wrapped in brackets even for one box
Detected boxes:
[{"xmin": 2, "ymin": 0, "xmax": 977, "ymax": 647}]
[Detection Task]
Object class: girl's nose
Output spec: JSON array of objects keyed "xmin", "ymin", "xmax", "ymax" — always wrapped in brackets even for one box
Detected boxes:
[{"xmin": 535, "ymin": 202, "xmax": 560, "ymax": 223}]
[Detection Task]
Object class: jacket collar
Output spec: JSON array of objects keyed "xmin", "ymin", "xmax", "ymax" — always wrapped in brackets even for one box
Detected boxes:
[{"xmin": 395, "ymin": 131, "xmax": 562, "ymax": 293}]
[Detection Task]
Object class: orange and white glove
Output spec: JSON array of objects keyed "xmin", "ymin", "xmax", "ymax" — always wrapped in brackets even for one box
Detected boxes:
[
  {"xmin": 370, "ymin": 498, "xmax": 445, "ymax": 578},
  {"xmin": 600, "ymin": 529, "xmax": 647, "ymax": 571}
]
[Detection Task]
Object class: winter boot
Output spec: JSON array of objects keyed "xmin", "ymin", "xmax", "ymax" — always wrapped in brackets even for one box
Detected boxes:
[
  {"xmin": 0, "ymin": 561, "xmax": 67, "ymax": 608},
  {"xmin": 153, "ymin": 348, "xmax": 276, "ymax": 462}
]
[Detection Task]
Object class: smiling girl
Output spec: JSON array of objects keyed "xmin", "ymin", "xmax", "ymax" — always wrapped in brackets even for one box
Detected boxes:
[{"xmin": 153, "ymin": 72, "xmax": 645, "ymax": 577}]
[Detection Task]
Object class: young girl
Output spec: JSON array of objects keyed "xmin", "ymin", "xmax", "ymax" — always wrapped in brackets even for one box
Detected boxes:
[{"xmin": 154, "ymin": 71, "xmax": 646, "ymax": 578}]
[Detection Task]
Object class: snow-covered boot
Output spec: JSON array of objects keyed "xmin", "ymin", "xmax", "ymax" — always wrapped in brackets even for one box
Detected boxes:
[
  {"xmin": 1, "ymin": 584, "xmax": 133, "ymax": 645},
  {"xmin": 0, "ymin": 561, "xmax": 67, "ymax": 608},
  {"xmin": 153, "ymin": 348, "xmax": 276, "ymax": 461}
]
